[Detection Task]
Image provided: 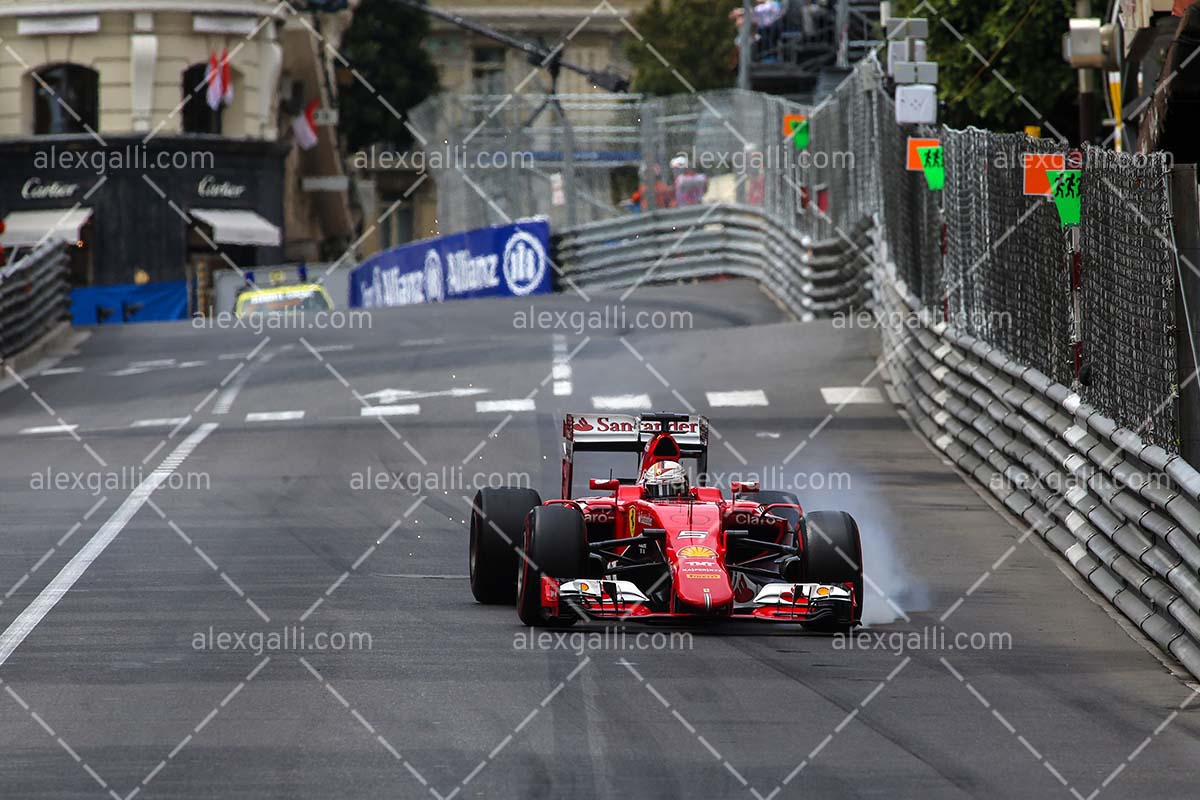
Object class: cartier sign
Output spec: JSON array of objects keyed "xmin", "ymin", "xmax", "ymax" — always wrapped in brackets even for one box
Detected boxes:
[
  {"xmin": 197, "ymin": 175, "xmax": 247, "ymax": 199},
  {"xmin": 21, "ymin": 178, "xmax": 79, "ymax": 200}
]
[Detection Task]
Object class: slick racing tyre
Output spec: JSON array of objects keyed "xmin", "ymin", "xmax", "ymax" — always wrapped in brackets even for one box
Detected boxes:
[
  {"xmin": 801, "ymin": 510, "xmax": 864, "ymax": 631},
  {"xmin": 517, "ymin": 505, "xmax": 588, "ymax": 627},
  {"xmin": 469, "ymin": 487, "xmax": 542, "ymax": 604}
]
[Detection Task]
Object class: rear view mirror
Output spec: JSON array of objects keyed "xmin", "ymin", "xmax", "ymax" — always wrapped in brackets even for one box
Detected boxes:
[
  {"xmin": 732, "ymin": 481, "xmax": 760, "ymax": 494},
  {"xmin": 589, "ymin": 478, "xmax": 620, "ymax": 491}
]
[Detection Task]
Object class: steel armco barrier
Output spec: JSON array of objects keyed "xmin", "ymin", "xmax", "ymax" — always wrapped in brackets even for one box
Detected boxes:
[
  {"xmin": 0, "ymin": 241, "xmax": 70, "ymax": 358},
  {"xmin": 554, "ymin": 203, "xmax": 873, "ymax": 319},
  {"xmin": 874, "ymin": 255, "xmax": 1200, "ymax": 679}
]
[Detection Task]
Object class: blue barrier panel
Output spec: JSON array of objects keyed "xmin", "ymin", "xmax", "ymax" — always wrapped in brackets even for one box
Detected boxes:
[
  {"xmin": 70, "ymin": 280, "xmax": 188, "ymax": 325},
  {"xmin": 350, "ymin": 218, "xmax": 551, "ymax": 308}
]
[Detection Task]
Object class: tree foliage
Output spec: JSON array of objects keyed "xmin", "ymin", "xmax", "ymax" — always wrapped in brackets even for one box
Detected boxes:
[
  {"xmin": 338, "ymin": 0, "xmax": 439, "ymax": 150},
  {"xmin": 892, "ymin": 0, "xmax": 1079, "ymax": 141},
  {"xmin": 625, "ymin": 0, "xmax": 741, "ymax": 95}
]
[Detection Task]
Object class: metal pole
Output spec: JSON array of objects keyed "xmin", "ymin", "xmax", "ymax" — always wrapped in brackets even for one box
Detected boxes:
[
  {"xmin": 1171, "ymin": 164, "xmax": 1200, "ymax": 463},
  {"xmin": 836, "ymin": 0, "xmax": 850, "ymax": 69},
  {"xmin": 738, "ymin": 0, "xmax": 753, "ymax": 91},
  {"xmin": 1076, "ymin": 0, "xmax": 1098, "ymax": 144}
]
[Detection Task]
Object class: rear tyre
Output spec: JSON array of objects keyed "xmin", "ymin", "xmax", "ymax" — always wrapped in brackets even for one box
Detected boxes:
[
  {"xmin": 801, "ymin": 510, "xmax": 864, "ymax": 632},
  {"xmin": 469, "ymin": 487, "xmax": 542, "ymax": 605},
  {"xmin": 517, "ymin": 505, "xmax": 588, "ymax": 627}
]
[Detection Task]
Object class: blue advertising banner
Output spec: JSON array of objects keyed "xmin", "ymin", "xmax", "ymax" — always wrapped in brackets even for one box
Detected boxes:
[
  {"xmin": 350, "ymin": 218, "xmax": 552, "ymax": 308},
  {"xmin": 70, "ymin": 280, "xmax": 188, "ymax": 325}
]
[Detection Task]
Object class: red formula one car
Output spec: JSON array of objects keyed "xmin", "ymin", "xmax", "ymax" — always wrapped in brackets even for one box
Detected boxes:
[{"xmin": 468, "ymin": 412, "xmax": 864, "ymax": 630}]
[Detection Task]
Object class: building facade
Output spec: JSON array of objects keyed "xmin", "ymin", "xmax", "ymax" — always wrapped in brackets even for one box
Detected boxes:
[
  {"xmin": 356, "ymin": 0, "xmax": 647, "ymax": 255},
  {"xmin": 0, "ymin": 0, "xmax": 353, "ymax": 300}
]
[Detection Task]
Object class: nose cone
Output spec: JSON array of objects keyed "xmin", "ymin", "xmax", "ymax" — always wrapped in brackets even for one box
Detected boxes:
[{"xmin": 673, "ymin": 545, "xmax": 733, "ymax": 613}]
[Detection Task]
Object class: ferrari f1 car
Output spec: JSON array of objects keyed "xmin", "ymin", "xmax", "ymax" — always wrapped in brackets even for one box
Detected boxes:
[{"xmin": 468, "ymin": 412, "xmax": 864, "ymax": 631}]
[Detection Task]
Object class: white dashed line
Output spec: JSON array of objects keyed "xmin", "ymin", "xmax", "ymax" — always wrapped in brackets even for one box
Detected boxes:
[
  {"xmin": 245, "ymin": 411, "xmax": 305, "ymax": 422},
  {"xmin": 706, "ymin": 390, "xmax": 768, "ymax": 407},
  {"xmin": 593, "ymin": 393, "xmax": 651, "ymax": 410},
  {"xmin": 20, "ymin": 424, "xmax": 78, "ymax": 435},
  {"xmin": 361, "ymin": 405, "xmax": 420, "ymax": 417},
  {"xmin": 130, "ymin": 418, "xmax": 190, "ymax": 428},
  {"xmin": 551, "ymin": 334, "xmax": 573, "ymax": 397},
  {"xmin": 820, "ymin": 386, "xmax": 884, "ymax": 404},
  {"xmin": 38, "ymin": 367, "xmax": 83, "ymax": 376},
  {"xmin": 476, "ymin": 399, "xmax": 536, "ymax": 413}
]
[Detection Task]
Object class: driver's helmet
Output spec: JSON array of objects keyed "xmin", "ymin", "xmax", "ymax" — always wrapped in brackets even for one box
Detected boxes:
[{"xmin": 639, "ymin": 460, "xmax": 689, "ymax": 499}]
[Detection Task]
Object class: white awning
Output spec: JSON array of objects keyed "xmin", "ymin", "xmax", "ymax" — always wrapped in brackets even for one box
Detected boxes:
[
  {"xmin": 1, "ymin": 208, "xmax": 93, "ymax": 248},
  {"xmin": 190, "ymin": 209, "xmax": 281, "ymax": 247}
]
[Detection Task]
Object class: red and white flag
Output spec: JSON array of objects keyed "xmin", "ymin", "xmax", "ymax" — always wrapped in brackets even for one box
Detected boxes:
[
  {"xmin": 293, "ymin": 99, "xmax": 320, "ymax": 150},
  {"xmin": 221, "ymin": 48, "xmax": 234, "ymax": 105},
  {"xmin": 204, "ymin": 52, "xmax": 222, "ymax": 111}
]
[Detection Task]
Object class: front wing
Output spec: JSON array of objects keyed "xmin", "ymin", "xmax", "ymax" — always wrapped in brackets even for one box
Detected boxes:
[{"xmin": 541, "ymin": 577, "xmax": 857, "ymax": 624}]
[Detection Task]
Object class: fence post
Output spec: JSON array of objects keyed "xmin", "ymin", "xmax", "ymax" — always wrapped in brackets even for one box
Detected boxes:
[{"xmin": 1171, "ymin": 164, "xmax": 1200, "ymax": 464}]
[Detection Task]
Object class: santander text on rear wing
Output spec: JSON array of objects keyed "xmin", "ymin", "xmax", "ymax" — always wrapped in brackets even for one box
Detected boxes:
[{"xmin": 562, "ymin": 412, "xmax": 710, "ymax": 495}]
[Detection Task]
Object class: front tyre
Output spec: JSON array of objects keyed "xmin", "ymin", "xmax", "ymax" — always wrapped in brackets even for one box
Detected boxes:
[
  {"xmin": 801, "ymin": 510, "xmax": 864, "ymax": 632},
  {"xmin": 469, "ymin": 487, "xmax": 542, "ymax": 604},
  {"xmin": 517, "ymin": 505, "xmax": 588, "ymax": 627}
]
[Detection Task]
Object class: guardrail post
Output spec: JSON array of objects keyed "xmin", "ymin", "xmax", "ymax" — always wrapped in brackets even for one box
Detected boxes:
[{"xmin": 1171, "ymin": 164, "xmax": 1200, "ymax": 464}]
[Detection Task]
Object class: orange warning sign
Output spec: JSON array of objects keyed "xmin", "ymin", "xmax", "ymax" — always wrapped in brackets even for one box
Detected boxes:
[
  {"xmin": 906, "ymin": 137, "xmax": 941, "ymax": 171},
  {"xmin": 1023, "ymin": 153, "xmax": 1066, "ymax": 196}
]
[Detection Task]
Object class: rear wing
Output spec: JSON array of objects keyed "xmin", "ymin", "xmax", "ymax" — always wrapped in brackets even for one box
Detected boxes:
[{"xmin": 562, "ymin": 412, "xmax": 709, "ymax": 497}]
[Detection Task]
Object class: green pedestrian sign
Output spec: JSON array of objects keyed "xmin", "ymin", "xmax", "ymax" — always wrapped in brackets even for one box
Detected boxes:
[
  {"xmin": 1047, "ymin": 169, "xmax": 1082, "ymax": 227},
  {"xmin": 917, "ymin": 145, "xmax": 944, "ymax": 191}
]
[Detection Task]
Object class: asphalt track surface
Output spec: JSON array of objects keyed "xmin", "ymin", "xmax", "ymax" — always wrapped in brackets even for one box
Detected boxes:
[{"xmin": 0, "ymin": 280, "xmax": 1196, "ymax": 799}]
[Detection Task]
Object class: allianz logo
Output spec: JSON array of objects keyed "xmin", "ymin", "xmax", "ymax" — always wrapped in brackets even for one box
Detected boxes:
[{"xmin": 445, "ymin": 249, "xmax": 500, "ymax": 295}]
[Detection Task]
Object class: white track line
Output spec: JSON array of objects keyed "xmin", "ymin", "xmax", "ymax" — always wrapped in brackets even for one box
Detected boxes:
[
  {"xmin": 214, "ymin": 349, "xmax": 274, "ymax": 415},
  {"xmin": 706, "ymin": 390, "xmax": 769, "ymax": 407},
  {"xmin": 0, "ymin": 422, "xmax": 217, "ymax": 668},
  {"xmin": 476, "ymin": 399, "xmax": 535, "ymax": 413},
  {"xmin": 130, "ymin": 418, "xmax": 190, "ymax": 428},
  {"xmin": 552, "ymin": 334, "xmax": 573, "ymax": 397},
  {"xmin": 246, "ymin": 411, "xmax": 305, "ymax": 422},
  {"xmin": 820, "ymin": 386, "xmax": 884, "ymax": 404},
  {"xmin": 20, "ymin": 424, "xmax": 78, "ymax": 435},
  {"xmin": 592, "ymin": 394, "xmax": 651, "ymax": 410},
  {"xmin": 361, "ymin": 405, "xmax": 420, "ymax": 417}
]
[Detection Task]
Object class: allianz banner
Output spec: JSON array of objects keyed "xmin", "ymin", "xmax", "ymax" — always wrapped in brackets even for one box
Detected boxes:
[{"xmin": 350, "ymin": 218, "xmax": 552, "ymax": 308}]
